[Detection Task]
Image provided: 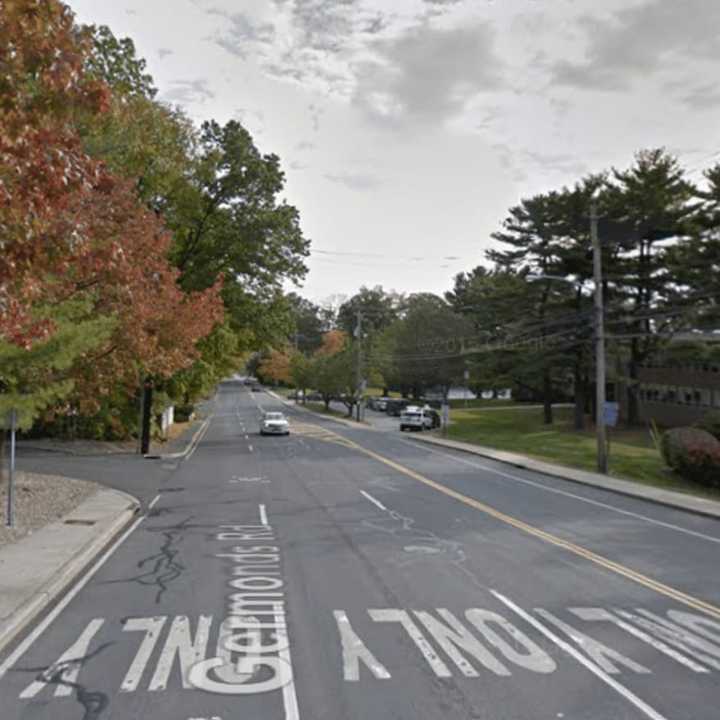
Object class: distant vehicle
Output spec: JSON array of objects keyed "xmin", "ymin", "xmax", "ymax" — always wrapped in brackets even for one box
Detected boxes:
[
  {"xmin": 399, "ymin": 406, "xmax": 434, "ymax": 431},
  {"xmin": 423, "ymin": 406, "xmax": 441, "ymax": 428},
  {"xmin": 386, "ymin": 399, "xmax": 410, "ymax": 417},
  {"xmin": 305, "ymin": 392, "xmax": 322, "ymax": 401},
  {"xmin": 260, "ymin": 411, "xmax": 290, "ymax": 436},
  {"xmin": 368, "ymin": 396, "xmax": 390, "ymax": 411},
  {"xmin": 288, "ymin": 390, "xmax": 304, "ymax": 400},
  {"xmin": 250, "ymin": 382, "xmax": 262, "ymax": 392}
]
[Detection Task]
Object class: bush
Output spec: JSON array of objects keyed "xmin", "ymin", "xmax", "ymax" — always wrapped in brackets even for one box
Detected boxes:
[
  {"xmin": 661, "ymin": 427, "xmax": 720, "ymax": 488},
  {"xmin": 174, "ymin": 405, "xmax": 195, "ymax": 422},
  {"xmin": 695, "ymin": 410, "xmax": 720, "ymax": 441}
]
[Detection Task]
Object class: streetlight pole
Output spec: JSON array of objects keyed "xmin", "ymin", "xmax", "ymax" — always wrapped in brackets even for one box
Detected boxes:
[{"xmin": 591, "ymin": 200, "xmax": 608, "ymax": 474}]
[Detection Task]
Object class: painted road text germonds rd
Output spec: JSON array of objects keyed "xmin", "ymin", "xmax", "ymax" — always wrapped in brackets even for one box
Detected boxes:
[{"xmin": 188, "ymin": 521, "xmax": 295, "ymax": 695}]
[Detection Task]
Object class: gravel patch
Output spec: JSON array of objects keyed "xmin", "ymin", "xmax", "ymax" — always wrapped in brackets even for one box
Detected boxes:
[{"xmin": 0, "ymin": 472, "xmax": 99, "ymax": 548}]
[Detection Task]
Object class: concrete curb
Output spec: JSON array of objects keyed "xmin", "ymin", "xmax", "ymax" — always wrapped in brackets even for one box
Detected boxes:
[
  {"xmin": 145, "ymin": 416, "xmax": 211, "ymax": 460},
  {"xmin": 411, "ymin": 433, "xmax": 720, "ymax": 521},
  {"xmin": 0, "ymin": 487, "xmax": 140, "ymax": 655}
]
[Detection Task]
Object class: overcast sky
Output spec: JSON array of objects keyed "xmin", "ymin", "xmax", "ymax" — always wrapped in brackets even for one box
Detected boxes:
[{"xmin": 70, "ymin": 0, "xmax": 720, "ymax": 304}]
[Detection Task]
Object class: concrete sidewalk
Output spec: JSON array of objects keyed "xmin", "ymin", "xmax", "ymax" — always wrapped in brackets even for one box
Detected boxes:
[
  {"xmin": 412, "ymin": 433, "xmax": 720, "ymax": 520},
  {"xmin": 0, "ymin": 487, "xmax": 139, "ymax": 654}
]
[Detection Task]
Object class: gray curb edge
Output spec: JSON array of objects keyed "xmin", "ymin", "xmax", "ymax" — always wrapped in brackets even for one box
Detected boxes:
[
  {"xmin": 0, "ymin": 489, "xmax": 140, "ymax": 656},
  {"xmin": 411, "ymin": 434, "xmax": 720, "ymax": 521},
  {"xmin": 144, "ymin": 416, "xmax": 211, "ymax": 460}
]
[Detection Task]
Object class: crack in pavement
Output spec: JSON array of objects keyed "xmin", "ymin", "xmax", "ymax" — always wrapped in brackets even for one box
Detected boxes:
[
  {"xmin": 100, "ymin": 516, "xmax": 193, "ymax": 603},
  {"xmin": 18, "ymin": 643, "xmax": 112, "ymax": 720}
]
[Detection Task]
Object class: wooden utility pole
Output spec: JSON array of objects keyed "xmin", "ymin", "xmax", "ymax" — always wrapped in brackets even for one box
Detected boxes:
[{"xmin": 591, "ymin": 200, "xmax": 608, "ymax": 474}]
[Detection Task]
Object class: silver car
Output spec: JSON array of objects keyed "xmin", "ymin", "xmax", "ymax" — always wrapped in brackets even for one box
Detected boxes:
[{"xmin": 260, "ymin": 411, "xmax": 290, "ymax": 436}]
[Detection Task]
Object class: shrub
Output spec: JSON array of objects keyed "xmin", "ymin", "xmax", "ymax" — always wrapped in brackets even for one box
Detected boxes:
[
  {"xmin": 695, "ymin": 410, "xmax": 720, "ymax": 441},
  {"xmin": 174, "ymin": 405, "xmax": 195, "ymax": 422},
  {"xmin": 661, "ymin": 427, "xmax": 720, "ymax": 488}
]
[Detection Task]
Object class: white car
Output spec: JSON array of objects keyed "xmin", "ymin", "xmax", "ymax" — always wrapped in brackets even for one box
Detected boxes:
[
  {"xmin": 399, "ymin": 406, "xmax": 433, "ymax": 431},
  {"xmin": 260, "ymin": 412, "xmax": 290, "ymax": 436}
]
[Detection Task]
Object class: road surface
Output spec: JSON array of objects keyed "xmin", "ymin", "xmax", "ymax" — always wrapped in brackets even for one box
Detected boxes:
[{"xmin": 2, "ymin": 380, "xmax": 719, "ymax": 720}]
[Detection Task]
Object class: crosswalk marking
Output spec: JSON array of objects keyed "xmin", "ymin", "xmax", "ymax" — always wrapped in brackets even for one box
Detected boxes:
[{"xmin": 20, "ymin": 619, "xmax": 105, "ymax": 699}]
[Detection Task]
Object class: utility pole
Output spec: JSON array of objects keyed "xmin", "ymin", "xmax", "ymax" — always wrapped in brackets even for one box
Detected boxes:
[
  {"xmin": 355, "ymin": 310, "xmax": 363, "ymax": 422},
  {"xmin": 5, "ymin": 409, "xmax": 17, "ymax": 528},
  {"xmin": 591, "ymin": 200, "xmax": 608, "ymax": 474}
]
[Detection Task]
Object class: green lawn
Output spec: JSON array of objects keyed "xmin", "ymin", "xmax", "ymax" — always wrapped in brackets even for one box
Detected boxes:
[
  {"xmin": 448, "ymin": 398, "xmax": 520, "ymax": 409},
  {"xmin": 446, "ymin": 407, "xmax": 720, "ymax": 500},
  {"xmin": 304, "ymin": 401, "xmax": 351, "ymax": 420}
]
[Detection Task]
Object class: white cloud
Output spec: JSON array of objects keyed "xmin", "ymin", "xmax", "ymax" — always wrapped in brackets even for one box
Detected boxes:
[
  {"xmin": 353, "ymin": 21, "xmax": 503, "ymax": 129},
  {"xmin": 552, "ymin": 0, "xmax": 720, "ymax": 91},
  {"xmin": 324, "ymin": 172, "xmax": 382, "ymax": 191}
]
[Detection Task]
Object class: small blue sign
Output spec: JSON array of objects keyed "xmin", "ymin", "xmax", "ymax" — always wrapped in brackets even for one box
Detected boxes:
[{"xmin": 603, "ymin": 402, "xmax": 619, "ymax": 427}]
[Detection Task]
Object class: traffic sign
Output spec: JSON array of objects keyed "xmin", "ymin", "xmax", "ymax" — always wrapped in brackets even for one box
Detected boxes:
[{"xmin": 603, "ymin": 402, "xmax": 619, "ymax": 427}]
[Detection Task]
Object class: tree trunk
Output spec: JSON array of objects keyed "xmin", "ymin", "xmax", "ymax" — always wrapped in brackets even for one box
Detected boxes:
[
  {"xmin": 324, "ymin": 397, "xmax": 330, "ymax": 410},
  {"xmin": 573, "ymin": 360, "xmax": 585, "ymax": 430},
  {"xmin": 140, "ymin": 379, "xmax": 153, "ymax": 455},
  {"xmin": 543, "ymin": 368, "xmax": 553, "ymax": 425}
]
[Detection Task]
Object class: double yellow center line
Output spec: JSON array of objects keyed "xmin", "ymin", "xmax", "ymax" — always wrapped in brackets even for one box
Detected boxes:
[{"xmin": 317, "ymin": 425, "xmax": 720, "ymax": 620}]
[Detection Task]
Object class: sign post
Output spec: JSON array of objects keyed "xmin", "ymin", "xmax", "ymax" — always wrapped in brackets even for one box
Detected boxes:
[
  {"xmin": 6, "ymin": 409, "xmax": 17, "ymax": 528},
  {"xmin": 602, "ymin": 401, "xmax": 619, "ymax": 473}
]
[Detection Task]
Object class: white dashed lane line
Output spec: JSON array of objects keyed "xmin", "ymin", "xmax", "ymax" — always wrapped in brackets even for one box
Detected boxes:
[
  {"xmin": 405, "ymin": 440, "xmax": 720, "ymax": 544},
  {"xmin": 361, "ymin": 490, "xmax": 388, "ymax": 512}
]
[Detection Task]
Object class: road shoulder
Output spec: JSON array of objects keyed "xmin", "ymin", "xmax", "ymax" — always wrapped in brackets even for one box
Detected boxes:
[
  {"xmin": 0, "ymin": 486, "xmax": 139, "ymax": 655},
  {"xmin": 412, "ymin": 433, "xmax": 720, "ymax": 520}
]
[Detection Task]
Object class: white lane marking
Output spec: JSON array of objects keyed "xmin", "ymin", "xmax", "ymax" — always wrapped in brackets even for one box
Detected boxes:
[
  {"xmin": 121, "ymin": 617, "xmax": 168, "ymax": 692},
  {"xmin": 19, "ymin": 618, "xmax": 105, "ymax": 698},
  {"xmin": 279, "ymin": 628, "xmax": 300, "ymax": 720},
  {"xmin": 0, "ymin": 512, "xmax": 146, "ymax": 681},
  {"xmin": 250, "ymin": 505, "xmax": 300, "ymax": 720},
  {"xmin": 149, "ymin": 615, "xmax": 212, "ymax": 691},
  {"xmin": 248, "ymin": 444, "xmax": 254, "ymax": 453},
  {"xmin": 368, "ymin": 609, "xmax": 452, "ymax": 677},
  {"xmin": 148, "ymin": 494, "xmax": 161, "ymax": 510},
  {"xmin": 360, "ymin": 490, "xmax": 387, "ymax": 512},
  {"xmin": 413, "ymin": 609, "xmax": 510, "ymax": 677},
  {"xmin": 535, "ymin": 609, "xmax": 651, "ymax": 674},
  {"xmin": 491, "ymin": 591, "xmax": 668, "ymax": 720},
  {"xmin": 185, "ymin": 417, "xmax": 212, "ymax": 462},
  {"xmin": 334, "ymin": 611, "xmax": 391, "ymax": 681},
  {"xmin": 464, "ymin": 609, "xmax": 556, "ymax": 674},
  {"xmin": 570, "ymin": 608, "xmax": 709, "ymax": 673},
  {"xmin": 409, "ymin": 441, "xmax": 720, "ymax": 544}
]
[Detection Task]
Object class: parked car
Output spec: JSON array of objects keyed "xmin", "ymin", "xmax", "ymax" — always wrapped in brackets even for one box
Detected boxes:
[
  {"xmin": 399, "ymin": 406, "xmax": 434, "ymax": 431},
  {"xmin": 260, "ymin": 411, "xmax": 290, "ymax": 436},
  {"xmin": 386, "ymin": 399, "xmax": 410, "ymax": 416},
  {"xmin": 424, "ymin": 407, "xmax": 441, "ymax": 428}
]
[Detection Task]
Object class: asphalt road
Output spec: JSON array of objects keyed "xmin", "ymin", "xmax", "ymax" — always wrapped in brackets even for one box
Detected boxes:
[{"xmin": 2, "ymin": 380, "xmax": 720, "ymax": 720}]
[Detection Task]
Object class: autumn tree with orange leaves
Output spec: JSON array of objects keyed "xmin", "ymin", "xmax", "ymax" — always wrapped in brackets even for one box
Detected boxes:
[{"xmin": 0, "ymin": 1, "xmax": 223, "ymax": 433}]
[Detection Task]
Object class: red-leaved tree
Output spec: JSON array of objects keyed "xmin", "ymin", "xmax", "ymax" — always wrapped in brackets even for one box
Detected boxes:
[{"xmin": 1, "ymin": 0, "xmax": 224, "ymax": 424}]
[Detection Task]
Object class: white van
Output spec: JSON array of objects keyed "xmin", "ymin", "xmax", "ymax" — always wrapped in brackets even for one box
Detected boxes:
[{"xmin": 399, "ymin": 406, "xmax": 433, "ymax": 431}]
